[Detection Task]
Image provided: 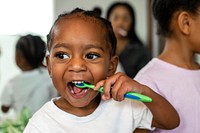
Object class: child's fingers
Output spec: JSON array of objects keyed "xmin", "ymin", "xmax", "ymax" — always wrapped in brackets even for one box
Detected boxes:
[
  {"xmin": 112, "ymin": 83, "xmax": 124, "ymax": 101},
  {"xmin": 94, "ymin": 80, "xmax": 111, "ymax": 100},
  {"xmin": 112, "ymin": 73, "xmax": 143, "ymax": 101},
  {"xmin": 94, "ymin": 75, "xmax": 118, "ymax": 100},
  {"xmin": 93, "ymin": 80, "xmax": 104, "ymax": 91},
  {"xmin": 102, "ymin": 78, "xmax": 113, "ymax": 100},
  {"xmin": 111, "ymin": 74, "xmax": 128, "ymax": 101},
  {"xmin": 102, "ymin": 73, "xmax": 122, "ymax": 101},
  {"xmin": 94, "ymin": 72, "xmax": 142, "ymax": 101}
]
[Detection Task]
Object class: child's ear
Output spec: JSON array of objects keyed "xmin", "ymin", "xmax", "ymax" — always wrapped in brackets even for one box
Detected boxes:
[
  {"xmin": 46, "ymin": 55, "xmax": 52, "ymax": 78},
  {"xmin": 178, "ymin": 11, "xmax": 191, "ymax": 35},
  {"xmin": 107, "ymin": 55, "xmax": 119, "ymax": 76}
]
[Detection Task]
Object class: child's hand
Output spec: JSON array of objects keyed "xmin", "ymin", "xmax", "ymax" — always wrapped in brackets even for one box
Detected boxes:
[{"xmin": 94, "ymin": 72, "xmax": 144, "ymax": 101}]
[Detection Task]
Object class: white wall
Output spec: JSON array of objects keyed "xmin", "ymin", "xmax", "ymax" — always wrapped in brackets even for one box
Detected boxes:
[
  {"xmin": 0, "ymin": 0, "xmax": 53, "ymax": 36},
  {"xmin": 0, "ymin": 36, "xmax": 20, "ymax": 95}
]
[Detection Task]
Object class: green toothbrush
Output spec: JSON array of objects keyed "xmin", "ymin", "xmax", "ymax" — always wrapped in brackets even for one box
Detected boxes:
[{"xmin": 75, "ymin": 82, "xmax": 152, "ymax": 102}]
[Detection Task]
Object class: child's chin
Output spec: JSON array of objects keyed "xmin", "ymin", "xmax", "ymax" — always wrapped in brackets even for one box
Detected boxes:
[
  {"xmin": 69, "ymin": 95, "xmax": 99, "ymax": 108},
  {"xmin": 70, "ymin": 100, "xmax": 92, "ymax": 108}
]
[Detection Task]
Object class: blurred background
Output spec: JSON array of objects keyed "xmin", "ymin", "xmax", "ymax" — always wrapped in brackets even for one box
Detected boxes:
[{"xmin": 0, "ymin": 0, "xmax": 199, "ymax": 107}]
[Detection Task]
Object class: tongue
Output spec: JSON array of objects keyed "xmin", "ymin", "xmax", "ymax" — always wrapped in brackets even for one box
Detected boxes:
[{"xmin": 73, "ymin": 86, "xmax": 84, "ymax": 94}]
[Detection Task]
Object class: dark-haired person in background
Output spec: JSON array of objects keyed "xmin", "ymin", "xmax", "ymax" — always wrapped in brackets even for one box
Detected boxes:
[
  {"xmin": 0, "ymin": 34, "xmax": 57, "ymax": 116},
  {"xmin": 106, "ymin": 2, "xmax": 152, "ymax": 78}
]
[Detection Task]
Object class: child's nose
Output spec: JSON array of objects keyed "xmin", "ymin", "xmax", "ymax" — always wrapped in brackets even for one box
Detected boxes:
[{"xmin": 68, "ymin": 57, "xmax": 87, "ymax": 72}]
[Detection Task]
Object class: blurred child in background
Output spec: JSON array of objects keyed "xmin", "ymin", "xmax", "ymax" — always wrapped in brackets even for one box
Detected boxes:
[
  {"xmin": 135, "ymin": 0, "xmax": 200, "ymax": 132},
  {"xmin": 0, "ymin": 34, "xmax": 57, "ymax": 117}
]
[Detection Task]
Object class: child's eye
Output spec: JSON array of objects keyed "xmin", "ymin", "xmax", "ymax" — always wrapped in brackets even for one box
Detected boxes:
[
  {"xmin": 55, "ymin": 52, "xmax": 69, "ymax": 59},
  {"xmin": 85, "ymin": 53, "xmax": 100, "ymax": 60}
]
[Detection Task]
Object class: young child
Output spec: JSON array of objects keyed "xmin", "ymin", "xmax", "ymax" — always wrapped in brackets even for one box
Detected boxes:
[
  {"xmin": 23, "ymin": 8, "xmax": 179, "ymax": 133},
  {"xmin": 0, "ymin": 34, "xmax": 57, "ymax": 117},
  {"xmin": 135, "ymin": 0, "xmax": 200, "ymax": 132}
]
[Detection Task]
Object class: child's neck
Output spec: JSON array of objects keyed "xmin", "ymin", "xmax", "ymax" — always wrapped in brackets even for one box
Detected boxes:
[{"xmin": 159, "ymin": 39, "xmax": 200, "ymax": 70}]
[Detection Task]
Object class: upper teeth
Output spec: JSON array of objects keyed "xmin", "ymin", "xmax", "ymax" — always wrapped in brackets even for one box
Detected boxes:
[{"xmin": 72, "ymin": 81, "xmax": 84, "ymax": 84}]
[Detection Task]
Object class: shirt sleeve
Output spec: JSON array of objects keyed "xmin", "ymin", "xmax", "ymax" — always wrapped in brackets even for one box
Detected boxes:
[
  {"xmin": 132, "ymin": 101, "xmax": 155, "ymax": 131},
  {"xmin": 0, "ymin": 82, "xmax": 13, "ymax": 106}
]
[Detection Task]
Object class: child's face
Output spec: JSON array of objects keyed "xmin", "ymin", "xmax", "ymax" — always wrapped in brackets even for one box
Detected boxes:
[{"xmin": 46, "ymin": 17, "xmax": 118, "ymax": 108}]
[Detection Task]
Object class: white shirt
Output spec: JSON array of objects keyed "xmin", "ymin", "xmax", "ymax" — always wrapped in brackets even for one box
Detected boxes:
[
  {"xmin": 24, "ymin": 97, "xmax": 154, "ymax": 133},
  {"xmin": 0, "ymin": 67, "xmax": 57, "ymax": 115}
]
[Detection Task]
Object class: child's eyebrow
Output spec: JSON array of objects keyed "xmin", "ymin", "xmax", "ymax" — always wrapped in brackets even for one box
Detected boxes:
[
  {"xmin": 51, "ymin": 43, "xmax": 105, "ymax": 52},
  {"xmin": 52, "ymin": 43, "xmax": 70, "ymax": 49},
  {"xmin": 84, "ymin": 44, "xmax": 105, "ymax": 52}
]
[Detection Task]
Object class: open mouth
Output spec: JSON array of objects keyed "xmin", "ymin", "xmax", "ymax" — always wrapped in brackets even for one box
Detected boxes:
[{"xmin": 68, "ymin": 81, "xmax": 89, "ymax": 97}]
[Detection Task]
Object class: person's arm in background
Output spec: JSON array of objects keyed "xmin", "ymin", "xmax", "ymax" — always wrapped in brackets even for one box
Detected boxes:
[{"xmin": 0, "ymin": 83, "xmax": 12, "ymax": 113}]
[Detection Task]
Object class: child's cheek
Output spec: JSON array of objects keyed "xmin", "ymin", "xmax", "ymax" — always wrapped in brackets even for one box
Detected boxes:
[{"xmin": 92, "ymin": 66, "xmax": 108, "ymax": 82}]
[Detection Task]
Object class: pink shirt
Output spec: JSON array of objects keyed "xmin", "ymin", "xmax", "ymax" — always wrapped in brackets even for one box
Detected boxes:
[{"xmin": 135, "ymin": 58, "xmax": 200, "ymax": 133}]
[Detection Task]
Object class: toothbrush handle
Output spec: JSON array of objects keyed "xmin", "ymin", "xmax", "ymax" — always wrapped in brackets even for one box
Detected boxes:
[
  {"xmin": 98, "ymin": 86, "xmax": 104, "ymax": 93},
  {"xmin": 98, "ymin": 87, "xmax": 152, "ymax": 102},
  {"xmin": 124, "ymin": 92, "xmax": 152, "ymax": 102}
]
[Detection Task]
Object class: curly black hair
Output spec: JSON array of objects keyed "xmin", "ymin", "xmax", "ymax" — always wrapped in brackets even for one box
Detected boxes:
[
  {"xmin": 47, "ymin": 8, "xmax": 117, "ymax": 56},
  {"xmin": 16, "ymin": 34, "xmax": 46, "ymax": 68}
]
